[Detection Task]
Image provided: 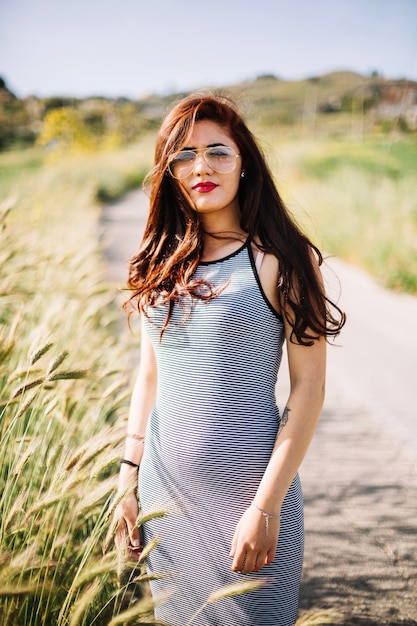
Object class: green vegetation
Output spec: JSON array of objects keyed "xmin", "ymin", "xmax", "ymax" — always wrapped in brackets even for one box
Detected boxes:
[
  {"xmin": 265, "ymin": 135, "xmax": 417, "ymax": 293},
  {"xmin": 299, "ymin": 136, "xmax": 417, "ymax": 179}
]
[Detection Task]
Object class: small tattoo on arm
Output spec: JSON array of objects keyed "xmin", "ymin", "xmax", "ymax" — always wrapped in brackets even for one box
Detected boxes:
[{"xmin": 278, "ymin": 405, "xmax": 291, "ymax": 434}]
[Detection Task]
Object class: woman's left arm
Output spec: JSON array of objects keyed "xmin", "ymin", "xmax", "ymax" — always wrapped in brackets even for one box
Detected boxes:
[
  {"xmin": 230, "ymin": 255, "xmax": 326, "ymax": 574},
  {"xmin": 231, "ymin": 333, "xmax": 325, "ymax": 574},
  {"xmin": 255, "ymin": 330, "xmax": 326, "ymax": 513}
]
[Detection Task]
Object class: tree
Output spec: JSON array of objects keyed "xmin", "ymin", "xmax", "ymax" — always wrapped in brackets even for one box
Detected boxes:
[{"xmin": 37, "ymin": 107, "xmax": 96, "ymax": 152}]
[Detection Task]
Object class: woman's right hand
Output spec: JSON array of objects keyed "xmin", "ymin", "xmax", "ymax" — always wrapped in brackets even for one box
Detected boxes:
[{"xmin": 114, "ymin": 484, "xmax": 141, "ymax": 550}]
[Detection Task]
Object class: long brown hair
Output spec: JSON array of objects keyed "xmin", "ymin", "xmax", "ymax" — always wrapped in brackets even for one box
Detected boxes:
[{"xmin": 125, "ymin": 93, "xmax": 345, "ymax": 344}]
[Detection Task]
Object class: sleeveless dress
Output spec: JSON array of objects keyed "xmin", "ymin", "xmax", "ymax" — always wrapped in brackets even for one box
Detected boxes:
[{"xmin": 138, "ymin": 240, "xmax": 304, "ymax": 626}]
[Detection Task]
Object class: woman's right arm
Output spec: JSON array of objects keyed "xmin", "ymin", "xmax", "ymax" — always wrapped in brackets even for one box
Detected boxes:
[{"xmin": 115, "ymin": 317, "xmax": 157, "ymax": 548}]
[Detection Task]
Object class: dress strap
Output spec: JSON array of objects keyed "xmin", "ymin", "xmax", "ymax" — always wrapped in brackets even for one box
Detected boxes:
[{"xmin": 255, "ymin": 251, "xmax": 265, "ymax": 274}]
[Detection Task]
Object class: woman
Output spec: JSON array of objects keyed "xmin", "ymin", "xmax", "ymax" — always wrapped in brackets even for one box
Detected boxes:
[{"xmin": 115, "ymin": 94, "xmax": 345, "ymax": 626}]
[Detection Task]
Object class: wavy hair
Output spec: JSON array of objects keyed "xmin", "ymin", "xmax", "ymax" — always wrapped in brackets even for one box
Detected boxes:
[{"xmin": 125, "ymin": 93, "xmax": 345, "ymax": 344}]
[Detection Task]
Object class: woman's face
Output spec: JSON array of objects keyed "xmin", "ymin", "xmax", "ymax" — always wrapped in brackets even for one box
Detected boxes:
[{"xmin": 170, "ymin": 120, "xmax": 242, "ymax": 221}]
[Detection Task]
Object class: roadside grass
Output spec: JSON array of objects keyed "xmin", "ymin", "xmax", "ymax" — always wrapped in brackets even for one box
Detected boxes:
[
  {"xmin": 0, "ymin": 140, "xmax": 162, "ymax": 625},
  {"xmin": 0, "ymin": 146, "xmax": 44, "ymax": 183},
  {"xmin": 261, "ymin": 133, "xmax": 417, "ymax": 294}
]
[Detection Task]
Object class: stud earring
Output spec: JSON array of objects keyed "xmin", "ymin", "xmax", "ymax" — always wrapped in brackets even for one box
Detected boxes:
[{"xmin": 240, "ymin": 170, "xmax": 245, "ymax": 178}]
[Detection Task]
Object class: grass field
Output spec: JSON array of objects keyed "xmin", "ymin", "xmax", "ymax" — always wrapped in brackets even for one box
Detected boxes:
[
  {"xmin": 0, "ymin": 139, "xmax": 161, "ymax": 625},
  {"xmin": 0, "ymin": 131, "xmax": 415, "ymax": 624},
  {"xmin": 261, "ymin": 131, "xmax": 417, "ymax": 293}
]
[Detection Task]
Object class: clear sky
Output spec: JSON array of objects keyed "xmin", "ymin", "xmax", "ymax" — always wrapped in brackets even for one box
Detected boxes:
[{"xmin": 1, "ymin": 0, "xmax": 416, "ymax": 99}]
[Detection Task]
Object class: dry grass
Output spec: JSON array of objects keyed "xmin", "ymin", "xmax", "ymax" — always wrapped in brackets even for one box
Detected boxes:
[
  {"xmin": 295, "ymin": 609, "xmax": 343, "ymax": 625},
  {"xmin": 0, "ymin": 145, "xmax": 157, "ymax": 624}
]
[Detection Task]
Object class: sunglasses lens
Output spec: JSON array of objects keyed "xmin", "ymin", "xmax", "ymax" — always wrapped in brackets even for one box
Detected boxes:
[
  {"xmin": 205, "ymin": 146, "xmax": 237, "ymax": 173},
  {"xmin": 169, "ymin": 151, "xmax": 195, "ymax": 179}
]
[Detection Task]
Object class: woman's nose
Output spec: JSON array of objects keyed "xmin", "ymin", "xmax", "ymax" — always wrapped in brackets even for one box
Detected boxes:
[{"xmin": 192, "ymin": 153, "xmax": 213, "ymax": 174}]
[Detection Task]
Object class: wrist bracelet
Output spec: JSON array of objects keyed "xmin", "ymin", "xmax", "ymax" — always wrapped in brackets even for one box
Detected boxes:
[
  {"xmin": 120, "ymin": 458, "xmax": 140, "ymax": 469},
  {"xmin": 251, "ymin": 501, "xmax": 280, "ymax": 536}
]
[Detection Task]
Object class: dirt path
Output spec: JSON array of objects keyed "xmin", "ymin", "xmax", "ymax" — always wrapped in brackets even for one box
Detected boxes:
[{"xmin": 100, "ymin": 189, "xmax": 417, "ymax": 625}]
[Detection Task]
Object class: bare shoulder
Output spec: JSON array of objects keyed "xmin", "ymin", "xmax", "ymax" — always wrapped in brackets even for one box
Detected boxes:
[{"xmin": 251, "ymin": 240, "xmax": 281, "ymax": 315}]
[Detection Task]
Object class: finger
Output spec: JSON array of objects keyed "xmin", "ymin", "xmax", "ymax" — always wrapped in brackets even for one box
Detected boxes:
[
  {"xmin": 127, "ymin": 523, "xmax": 140, "ymax": 547},
  {"xmin": 114, "ymin": 516, "xmax": 128, "ymax": 549},
  {"xmin": 231, "ymin": 546, "xmax": 246, "ymax": 573},
  {"xmin": 254, "ymin": 552, "xmax": 267, "ymax": 572},
  {"xmin": 265, "ymin": 548, "xmax": 275, "ymax": 565},
  {"xmin": 241, "ymin": 552, "xmax": 257, "ymax": 575}
]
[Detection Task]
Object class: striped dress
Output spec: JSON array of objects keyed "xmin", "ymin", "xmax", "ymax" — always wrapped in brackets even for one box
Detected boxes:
[{"xmin": 139, "ymin": 240, "xmax": 304, "ymax": 626}]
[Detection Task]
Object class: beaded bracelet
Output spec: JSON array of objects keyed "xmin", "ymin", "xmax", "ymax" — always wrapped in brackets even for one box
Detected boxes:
[
  {"xmin": 251, "ymin": 501, "xmax": 280, "ymax": 536},
  {"xmin": 120, "ymin": 458, "xmax": 140, "ymax": 469}
]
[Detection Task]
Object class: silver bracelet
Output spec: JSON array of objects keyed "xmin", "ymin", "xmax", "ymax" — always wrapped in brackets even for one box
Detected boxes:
[{"xmin": 251, "ymin": 501, "xmax": 280, "ymax": 536}]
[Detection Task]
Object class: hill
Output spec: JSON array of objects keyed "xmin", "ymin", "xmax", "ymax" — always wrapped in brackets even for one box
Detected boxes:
[
  {"xmin": 0, "ymin": 71, "xmax": 416, "ymax": 150},
  {"xmin": 224, "ymin": 71, "xmax": 417, "ymax": 134}
]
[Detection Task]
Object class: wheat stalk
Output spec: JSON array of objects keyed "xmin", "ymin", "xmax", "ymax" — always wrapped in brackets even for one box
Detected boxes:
[
  {"xmin": 186, "ymin": 579, "xmax": 267, "ymax": 625},
  {"xmin": 295, "ymin": 609, "xmax": 343, "ymax": 625}
]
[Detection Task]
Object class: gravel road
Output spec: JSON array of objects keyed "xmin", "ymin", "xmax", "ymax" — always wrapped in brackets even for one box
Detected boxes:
[{"xmin": 100, "ymin": 188, "xmax": 417, "ymax": 625}]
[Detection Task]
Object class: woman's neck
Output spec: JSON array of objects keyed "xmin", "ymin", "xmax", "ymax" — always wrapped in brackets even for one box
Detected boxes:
[
  {"xmin": 200, "ymin": 230, "xmax": 248, "ymax": 262},
  {"xmin": 198, "ymin": 205, "xmax": 247, "ymax": 261}
]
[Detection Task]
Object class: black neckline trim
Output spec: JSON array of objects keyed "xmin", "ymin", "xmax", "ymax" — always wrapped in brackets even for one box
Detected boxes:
[{"xmin": 198, "ymin": 238, "xmax": 249, "ymax": 266}]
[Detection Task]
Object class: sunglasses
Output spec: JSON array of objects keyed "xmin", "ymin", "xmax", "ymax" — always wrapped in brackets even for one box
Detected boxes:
[{"xmin": 168, "ymin": 146, "xmax": 240, "ymax": 180}]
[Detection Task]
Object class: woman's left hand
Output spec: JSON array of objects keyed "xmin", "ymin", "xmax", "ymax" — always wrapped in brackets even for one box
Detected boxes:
[{"xmin": 230, "ymin": 505, "xmax": 280, "ymax": 574}]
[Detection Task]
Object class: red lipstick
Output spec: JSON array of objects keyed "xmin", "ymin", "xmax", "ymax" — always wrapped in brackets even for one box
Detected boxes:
[{"xmin": 192, "ymin": 182, "xmax": 218, "ymax": 193}]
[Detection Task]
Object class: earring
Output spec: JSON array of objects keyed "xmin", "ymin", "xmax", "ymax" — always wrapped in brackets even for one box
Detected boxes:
[{"xmin": 240, "ymin": 171, "xmax": 245, "ymax": 178}]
